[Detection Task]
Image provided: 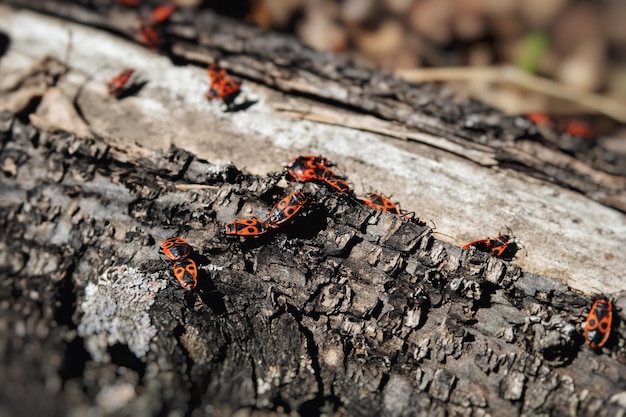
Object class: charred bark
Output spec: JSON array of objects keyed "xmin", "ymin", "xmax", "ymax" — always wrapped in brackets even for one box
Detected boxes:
[
  {"xmin": 2, "ymin": 2, "xmax": 626, "ymax": 416},
  {"xmin": 1, "ymin": 113, "xmax": 626, "ymax": 417}
]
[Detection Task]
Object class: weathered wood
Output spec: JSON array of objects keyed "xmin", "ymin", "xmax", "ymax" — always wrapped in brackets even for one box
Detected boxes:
[
  {"xmin": 2, "ymin": 3, "xmax": 626, "ymax": 417},
  {"xmin": 1, "ymin": 5, "xmax": 625, "ymax": 297},
  {"xmin": 4, "ymin": 0, "xmax": 626, "ymax": 213},
  {"xmin": 1, "ymin": 113, "xmax": 626, "ymax": 417}
]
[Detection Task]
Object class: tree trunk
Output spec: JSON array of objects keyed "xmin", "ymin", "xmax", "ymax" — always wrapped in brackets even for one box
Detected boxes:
[{"xmin": 1, "ymin": 2, "xmax": 626, "ymax": 417}]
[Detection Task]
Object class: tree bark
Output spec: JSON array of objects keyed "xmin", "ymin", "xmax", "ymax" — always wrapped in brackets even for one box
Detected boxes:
[{"xmin": 1, "ymin": 2, "xmax": 626, "ymax": 417}]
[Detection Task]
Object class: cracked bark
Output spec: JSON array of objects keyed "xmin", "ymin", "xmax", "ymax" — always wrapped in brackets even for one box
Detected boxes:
[
  {"xmin": 2, "ymin": 114, "xmax": 626, "ymax": 417},
  {"xmin": 5, "ymin": 0, "xmax": 626, "ymax": 213},
  {"xmin": 2, "ymin": 2, "xmax": 626, "ymax": 417}
]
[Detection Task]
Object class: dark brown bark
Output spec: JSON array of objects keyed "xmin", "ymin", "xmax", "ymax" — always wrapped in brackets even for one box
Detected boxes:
[
  {"xmin": 1, "ymin": 112, "xmax": 626, "ymax": 417},
  {"xmin": 2, "ymin": 2, "xmax": 626, "ymax": 417}
]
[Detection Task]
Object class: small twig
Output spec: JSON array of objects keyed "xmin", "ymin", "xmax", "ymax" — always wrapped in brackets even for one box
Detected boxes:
[
  {"xmin": 396, "ymin": 66, "xmax": 503, "ymax": 83},
  {"xmin": 395, "ymin": 66, "xmax": 626, "ymax": 123}
]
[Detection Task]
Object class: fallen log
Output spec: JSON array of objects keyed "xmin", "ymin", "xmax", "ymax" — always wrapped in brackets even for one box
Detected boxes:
[
  {"xmin": 1, "ymin": 3, "xmax": 626, "ymax": 417},
  {"xmin": 1, "ymin": 110, "xmax": 626, "ymax": 416}
]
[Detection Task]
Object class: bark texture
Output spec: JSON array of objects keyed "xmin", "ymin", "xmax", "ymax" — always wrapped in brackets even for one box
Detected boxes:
[
  {"xmin": 4, "ymin": 0, "xmax": 626, "ymax": 214},
  {"xmin": 1, "ymin": 2, "xmax": 626, "ymax": 417},
  {"xmin": 1, "ymin": 113, "xmax": 626, "ymax": 417}
]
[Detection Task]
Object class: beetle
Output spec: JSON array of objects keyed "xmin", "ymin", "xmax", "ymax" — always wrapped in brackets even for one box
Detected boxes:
[
  {"xmin": 116, "ymin": 0, "xmax": 142, "ymax": 7},
  {"xmin": 361, "ymin": 192, "xmax": 426, "ymax": 225},
  {"xmin": 107, "ymin": 69, "xmax": 135, "ymax": 97},
  {"xmin": 286, "ymin": 155, "xmax": 338, "ymax": 183},
  {"xmin": 267, "ymin": 191, "xmax": 309, "ymax": 228},
  {"xmin": 138, "ymin": 23, "xmax": 162, "ymax": 49},
  {"xmin": 172, "ymin": 258, "xmax": 197, "ymax": 290},
  {"xmin": 205, "ymin": 63, "xmax": 242, "ymax": 105},
  {"xmin": 150, "ymin": 4, "xmax": 176, "ymax": 24},
  {"xmin": 524, "ymin": 112, "xmax": 554, "ymax": 129},
  {"xmin": 324, "ymin": 178, "xmax": 351, "ymax": 193},
  {"xmin": 138, "ymin": 4, "xmax": 176, "ymax": 49},
  {"xmin": 224, "ymin": 218, "xmax": 270, "ymax": 237},
  {"xmin": 286, "ymin": 155, "xmax": 333, "ymax": 180},
  {"xmin": 560, "ymin": 120, "xmax": 595, "ymax": 140},
  {"xmin": 361, "ymin": 192, "xmax": 402, "ymax": 215},
  {"xmin": 291, "ymin": 155, "xmax": 332, "ymax": 168},
  {"xmin": 584, "ymin": 298, "xmax": 613, "ymax": 349},
  {"xmin": 486, "ymin": 234, "xmax": 512, "ymax": 258},
  {"xmin": 463, "ymin": 233, "xmax": 516, "ymax": 258},
  {"xmin": 161, "ymin": 237, "xmax": 191, "ymax": 261}
]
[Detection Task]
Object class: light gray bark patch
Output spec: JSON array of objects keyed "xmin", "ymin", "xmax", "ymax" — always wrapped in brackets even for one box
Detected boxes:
[{"xmin": 78, "ymin": 266, "xmax": 167, "ymax": 361}]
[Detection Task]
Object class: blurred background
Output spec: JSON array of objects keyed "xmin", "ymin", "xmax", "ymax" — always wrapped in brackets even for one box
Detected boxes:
[{"xmin": 196, "ymin": 0, "xmax": 626, "ymax": 137}]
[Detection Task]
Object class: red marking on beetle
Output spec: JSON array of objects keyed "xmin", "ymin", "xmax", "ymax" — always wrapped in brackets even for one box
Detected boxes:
[
  {"xmin": 116, "ymin": 0, "xmax": 142, "ymax": 6},
  {"xmin": 524, "ymin": 112, "xmax": 554, "ymax": 128},
  {"xmin": 137, "ymin": 4, "xmax": 176, "ymax": 50},
  {"xmin": 268, "ymin": 191, "xmax": 308, "ymax": 228},
  {"xmin": 138, "ymin": 24, "xmax": 162, "ymax": 49},
  {"xmin": 361, "ymin": 192, "xmax": 426, "ymax": 225},
  {"xmin": 324, "ymin": 178, "xmax": 351, "ymax": 193},
  {"xmin": 463, "ymin": 234, "xmax": 515, "ymax": 258},
  {"xmin": 161, "ymin": 237, "xmax": 191, "ymax": 261},
  {"xmin": 362, "ymin": 193, "xmax": 402, "ymax": 215},
  {"xmin": 172, "ymin": 258, "xmax": 197, "ymax": 290},
  {"xmin": 286, "ymin": 155, "xmax": 336, "ymax": 182},
  {"xmin": 224, "ymin": 218, "xmax": 270, "ymax": 237},
  {"xmin": 285, "ymin": 154, "xmax": 351, "ymax": 193},
  {"xmin": 151, "ymin": 4, "xmax": 176, "ymax": 24},
  {"xmin": 206, "ymin": 63, "xmax": 242, "ymax": 101},
  {"xmin": 584, "ymin": 298, "xmax": 613, "ymax": 349},
  {"xmin": 561, "ymin": 120, "xmax": 596, "ymax": 140},
  {"xmin": 107, "ymin": 69, "xmax": 135, "ymax": 97}
]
